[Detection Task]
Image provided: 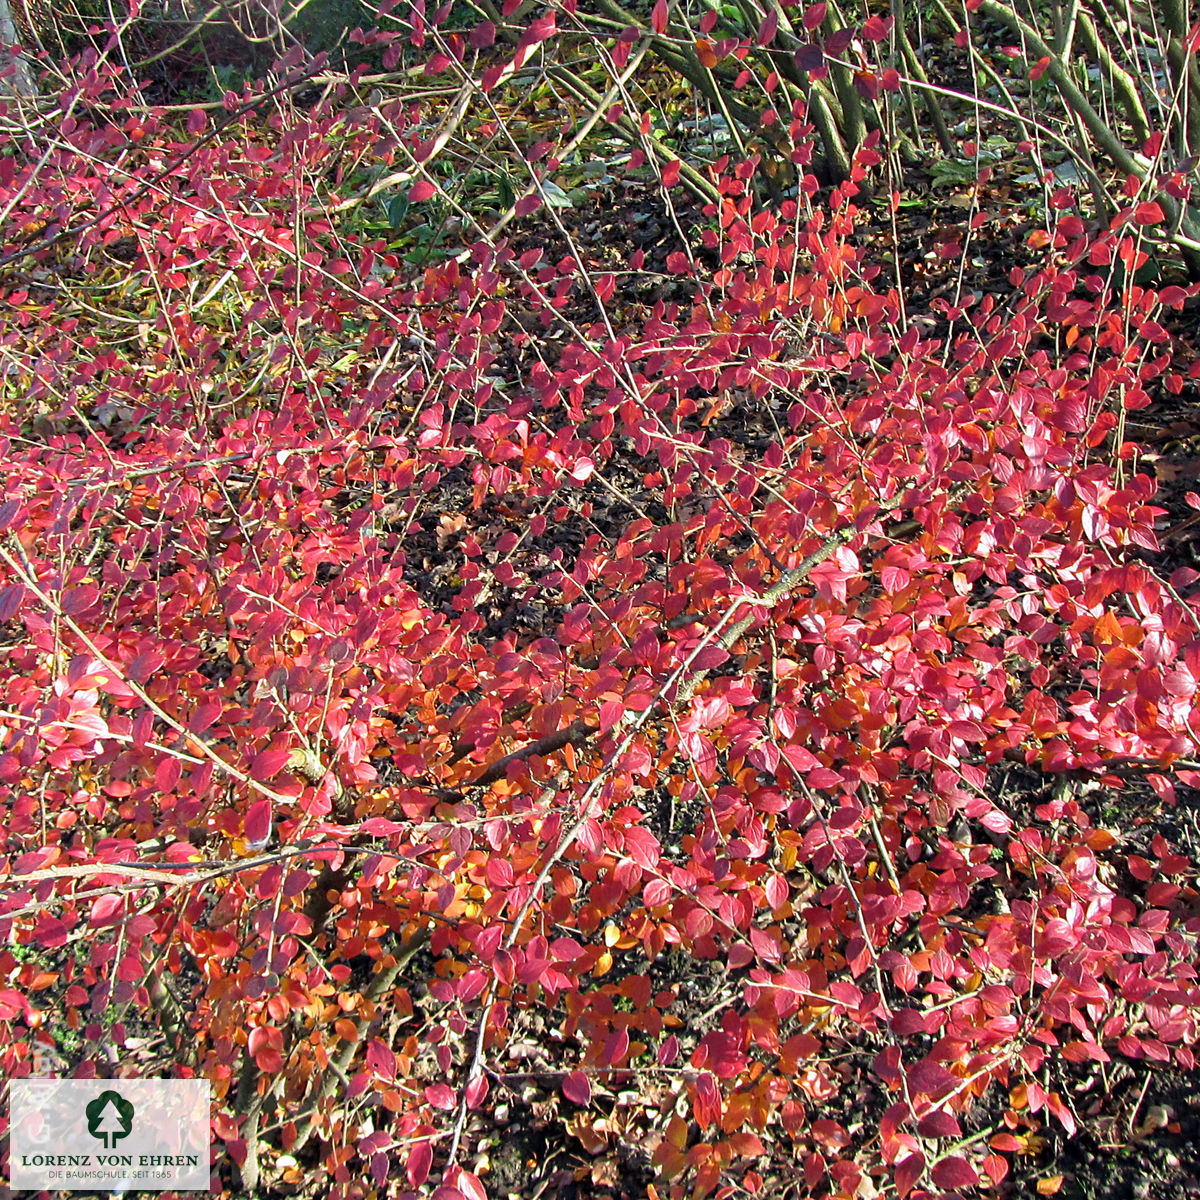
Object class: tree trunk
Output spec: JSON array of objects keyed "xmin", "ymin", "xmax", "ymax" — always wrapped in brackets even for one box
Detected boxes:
[{"xmin": 0, "ymin": 0, "xmax": 35, "ymax": 95}]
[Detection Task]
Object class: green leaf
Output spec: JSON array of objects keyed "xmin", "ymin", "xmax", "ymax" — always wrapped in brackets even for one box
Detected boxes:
[
  {"xmin": 928, "ymin": 158, "xmax": 977, "ymax": 190},
  {"xmin": 540, "ymin": 181, "xmax": 573, "ymax": 208},
  {"xmin": 386, "ymin": 194, "xmax": 410, "ymax": 227}
]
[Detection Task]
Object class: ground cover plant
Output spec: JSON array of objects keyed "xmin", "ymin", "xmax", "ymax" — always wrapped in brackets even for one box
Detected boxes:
[{"xmin": 1, "ymin": 2, "xmax": 1200, "ymax": 1198}]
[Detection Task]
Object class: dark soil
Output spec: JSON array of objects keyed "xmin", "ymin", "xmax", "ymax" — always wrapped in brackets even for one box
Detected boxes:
[{"xmin": 1046, "ymin": 1066, "xmax": 1200, "ymax": 1200}]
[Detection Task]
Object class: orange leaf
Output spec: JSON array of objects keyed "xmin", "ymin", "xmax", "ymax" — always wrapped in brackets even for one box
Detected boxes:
[
  {"xmin": 695, "ymin": 37, "xmax": 718, "ymax": 68},
  {"xmin": 1037, "ymin": 1176, "xmax": 1065, "ymax": 1196}
]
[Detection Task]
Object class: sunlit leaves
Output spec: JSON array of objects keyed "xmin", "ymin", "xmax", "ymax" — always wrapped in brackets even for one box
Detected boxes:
[
  {"xmin": 0, "ymin": 20, "xmax": 1197, "ymax": 1200},
  {"xmin": 562, "ymin": 1071, "xmax": 591, "ymax": 1104},
  {"xmin": 1134, "ymin": 200, "xmax": 1166, "ymax": 226},
  {"xmin": 408, "ymin": 179, "xmax": 439, "ymax": 203}
]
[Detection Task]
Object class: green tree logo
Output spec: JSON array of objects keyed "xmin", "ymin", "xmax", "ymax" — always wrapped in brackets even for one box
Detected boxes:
[{"xmin": 85, "ymin": 1090, "xmax": 135, "ymax": 1149}]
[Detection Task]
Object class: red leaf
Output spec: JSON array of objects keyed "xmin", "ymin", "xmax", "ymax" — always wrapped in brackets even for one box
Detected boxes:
[
  {"xmin": 407, "ymin": 1142, "xmax": 433, "ymax": 1187},
  {"xmin": 0, "ymin": 988, "xmax": 25, "ymax": 1020},
  {"xmin": 820, "ymin": 31, "xmax": 848, "ymax": 59},
  {"xmin": 1134, "ymin": 200, "xmax": 1165, "ymax": 226},
  {"xmin": 366, "ymin": 1038, "xmax": 396, "ymax": 1079},
  {"xmin": 0, "ymin": 499, "xmax": 23, "ymax": 532},
  {"xmin": 127, "ymin": 649, "xmax": 165, "ymax": 683},
  {"xmin": 1128, "ymin": 855, "xmax": 1153, "ymax": 881},
  {"xmin": 906, "ymin": 1058, "xmax": 956, "ymax": 1095},
  {"xmin": 469, "ymin": 20, "xmax": 495, "ymax": 46},
  {"xmin": 155, "ymin": 757, "xmax": 182, "ymax": 793},
  {"xmin": 1046, "ymin": 1091, "xmax": 1077, "ymax": 1136},
  {"xmin": 425, "ymin": 1084, "xmax": 457, "ymax": 1110},
  {"xmin": 189, "ymin": 702, "xmax": 223, "ymax": 734},
  {"xmin": 408, "ymin": 179, "xmax": 438, "ymax": 203},
  {"xmin": 517, "ymin": 951, "xmax": 548, "ymax": 985},
  {"xmin": 895, "ymin": 1153, "xmax": 924, "ymax": 1197},
  {"xmin": 693, "ymin": 1070, "xmax": 722, "ymax": 1127},
  {"xmin": 699, "ymin": 1031, "xmax": 749, "ymax": 1079},
  {"xmin": 465, "ymin": 1074, "xmax": 489, "ymax": 1109},
  {"xmin": 932, "ymin": 1156, "xmax": 979, "ymax": 1188},
  {"xmin": 604, "ymin": 1028, "xmax": 630, "ymax": 1066},
  {"xmin": 917, "ymin": 1110, "xmax": 961, "ymax": 1137},
  {"xmin": 457, "ymin": 1170, "xmax": 488, "ymax": 1200},
  {"xmin": 599, "ymin": 699, "xmax": 625, "ymax": 735},
  {"xmin": 757, "ymin": 9, "xmax": 779, "ymax": 44},
  {"xmin": 803, "ymin": 2, "xmax": 826, "ymax": 29},
  {"xmin": 983, "ymin": 1153, "xmax": 1009, "ymax": 1184},
  {"xmin": 249, "ymin": 1041, "xmax": 282, "ymax": 1070},
  {"xmin": 89, "ymin": 894, "xmax": 124, "ymax": 927},
  {"xmin": 651, "ymin": 0, "xmax": 668, "ymax": 32},
  {"xmin": 0, "ymin": 584, "xmax": 21, "ymax": 622},
  {"xmin": 978, "ymin": 807, "xmax": 1013, "ymax": 834},
  {"xmin": 562, "ymin": 1071, "xmax": 591, "ymax": 1104},
  {"xmin": 250, "ymin": 749, "xmax": 291, "ymax": 781},
  {"xmin": 1030, "ymin": 55, "xmax": 1051, "ymax": 80},
  {"xmin": 359, "ymin": 817, "xmax": 405, "ymax": 835},
  {"xmin": 244, "ymin": 798, "xmax": 272, "ymax": 845},
  {"xmin": 794, "ymin": 42, "xmax": 823, "ymax": 71},
  {"xmin": 474, "ymin": 925, "xmax": 503, "ymax": 959},
  {"xmin": 520, "ymin": 12, "xmax": 556, "ymax": 48},
  {"xmin": 61, "ymin": 585, "xmax": 98, "ymax": 615}
]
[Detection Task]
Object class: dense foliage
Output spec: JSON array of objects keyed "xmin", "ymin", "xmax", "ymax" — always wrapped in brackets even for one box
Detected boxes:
[{"xmin": 1, "ymin": 4, "xmax": 1200, "ymax": 1198}]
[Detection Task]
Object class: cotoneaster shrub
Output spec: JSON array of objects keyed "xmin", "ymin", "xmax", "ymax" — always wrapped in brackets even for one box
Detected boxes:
[{"xmin": 0, "ymin": 14, "xmax": 1199, "ymax": 1200}]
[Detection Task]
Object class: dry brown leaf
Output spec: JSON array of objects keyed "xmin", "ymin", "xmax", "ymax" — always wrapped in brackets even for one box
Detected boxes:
[{"xmin": 436, "ymin": 512, "xmax": 467, "ymax": 549}]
